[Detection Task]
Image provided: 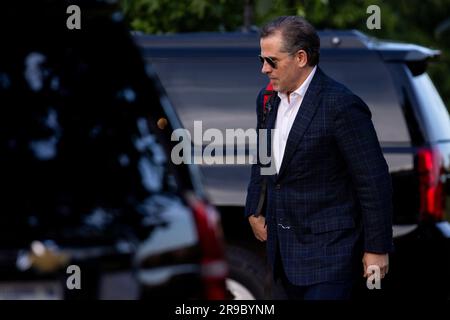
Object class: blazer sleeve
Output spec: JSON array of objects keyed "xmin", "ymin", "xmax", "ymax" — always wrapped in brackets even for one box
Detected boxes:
[
  {"xmin": 244, "ymin": 89, "xmax": 265, "ymax": 218},
  {"xmin": 333, "ymin": 94, "xmax": 394, "ymax": 253}
]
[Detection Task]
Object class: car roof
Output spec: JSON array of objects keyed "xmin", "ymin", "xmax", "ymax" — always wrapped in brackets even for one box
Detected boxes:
[{"xmin": 134, "ymin": 29, "xmax": 440, "ymax": 62}]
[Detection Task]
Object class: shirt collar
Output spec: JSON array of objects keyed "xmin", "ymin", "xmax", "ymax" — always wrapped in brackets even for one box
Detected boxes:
[{"xmin": 278, "ymin": 65, "xmax": 317, "ymax": 100}]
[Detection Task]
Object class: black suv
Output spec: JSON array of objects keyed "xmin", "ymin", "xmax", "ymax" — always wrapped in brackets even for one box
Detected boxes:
[
  {"xmin": 136, "ymin": 30, "xmax": 450, "ymax": 299},
  {"xmin": 0, "ymin": 2, "xmax": 227, "ymax": 299}
]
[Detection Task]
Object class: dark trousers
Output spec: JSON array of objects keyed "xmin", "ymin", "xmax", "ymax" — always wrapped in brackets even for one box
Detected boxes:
[{"xmin": 273, "ymin": 247, "xmax": 353, "ymax": 300}]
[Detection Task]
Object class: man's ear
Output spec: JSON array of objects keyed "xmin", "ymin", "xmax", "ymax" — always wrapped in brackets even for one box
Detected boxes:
[{"xmin": 297, "ymin": 50, "xmax": 308, "ymax": 68}]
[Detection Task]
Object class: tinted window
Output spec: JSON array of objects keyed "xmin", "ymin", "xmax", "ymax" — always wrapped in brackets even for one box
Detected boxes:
[
  {"xmin": 150, "ymin": 57, "xmax": 267, "ymax": 136},
  {"xmin": 320, "ymin": 60, "xmax": 411, "ymax": 144},
  {"xmin": 152, "ymin": 55, "xmax": 411, "ymax": 145},
  {"xmin": 410, "ymin": 72, "xmax": 450, "ymax": 142}
]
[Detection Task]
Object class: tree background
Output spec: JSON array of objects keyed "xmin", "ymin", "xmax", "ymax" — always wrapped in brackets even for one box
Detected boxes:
[{"xmin": 120, "ymin": 0, "xmax": 450, "ymax": 107}]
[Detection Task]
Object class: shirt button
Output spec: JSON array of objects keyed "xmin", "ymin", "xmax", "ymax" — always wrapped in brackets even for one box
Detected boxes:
[{"xmin": 275, "ymin": 184, "xmax": 281, "ymax": 190}]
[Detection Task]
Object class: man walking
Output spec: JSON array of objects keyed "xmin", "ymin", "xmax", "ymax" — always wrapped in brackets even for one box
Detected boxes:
[{"xmin": 245, "ymin": 16, "xmax": 393, "ymax": 300}]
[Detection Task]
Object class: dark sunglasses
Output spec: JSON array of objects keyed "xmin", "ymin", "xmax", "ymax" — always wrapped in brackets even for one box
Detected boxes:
[{"xmin": 258, "ymin": 55, "xmax": 277, "ymax": 69}]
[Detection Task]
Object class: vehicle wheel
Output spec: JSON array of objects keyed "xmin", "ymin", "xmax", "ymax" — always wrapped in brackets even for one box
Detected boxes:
[{"xmin": 225, "ymin": 246, "xmax": 267, "ymax": 300}]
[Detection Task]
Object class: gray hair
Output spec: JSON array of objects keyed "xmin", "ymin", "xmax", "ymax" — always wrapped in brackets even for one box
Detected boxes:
[{"xmin": 260, "ymin": 16, "xmax": 320, "ymax": 66}]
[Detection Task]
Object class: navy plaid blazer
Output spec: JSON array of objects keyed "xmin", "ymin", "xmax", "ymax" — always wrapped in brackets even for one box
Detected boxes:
[{"xmin": 245, "ymin": 67, "xmax": 394, "ymax": 286}]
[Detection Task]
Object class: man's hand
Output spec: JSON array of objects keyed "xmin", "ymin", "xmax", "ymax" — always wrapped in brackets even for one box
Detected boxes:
[
  {"xmin": 248, "ymin": 215, "xmax": 267, "ymax": 242},
  {"xmin": 363, "ymin": 252, "xmax": 389, "ymax": 279}
]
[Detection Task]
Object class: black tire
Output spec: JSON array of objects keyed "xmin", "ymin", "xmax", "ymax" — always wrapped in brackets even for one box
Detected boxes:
[{"xmin": 225, "ymin": 245, "xmax": 268, "ymax": 300}]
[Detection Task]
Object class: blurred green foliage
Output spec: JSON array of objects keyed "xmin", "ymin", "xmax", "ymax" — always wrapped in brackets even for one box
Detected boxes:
[
  {"xmin": 120, "ymin": 0, "xmax": 243, "ymax": 33},
  {"xmin": 120, "ymin": 0, "xmax": 450, "ymax": 106}
]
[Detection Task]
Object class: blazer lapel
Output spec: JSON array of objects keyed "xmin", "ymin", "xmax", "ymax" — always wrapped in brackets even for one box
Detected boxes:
[
  {"xmin": 266, "ymin": 96, "xmax": 280, "ymax": 131},
  {"xmin": 277, "ymin": 68, "xmax": 324, "ymax": 179},
  {"xmin": 264, "ymin": 95, "xmax": 279, "ymax": 181}
]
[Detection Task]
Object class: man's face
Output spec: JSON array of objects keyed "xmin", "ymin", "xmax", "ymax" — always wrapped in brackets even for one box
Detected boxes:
[{"xmin": 260, "ymin": 32, "xmax": 305, "ymax": 94}]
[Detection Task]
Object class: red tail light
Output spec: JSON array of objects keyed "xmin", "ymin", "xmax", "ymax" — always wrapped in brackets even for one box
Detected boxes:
[
  {"xmin": 418, "ymin": 148, "xmax": 445, "ymax": 221},
  {"xmin": 187, "ymin": 194, "xmax": 228, "ymax": 299}
]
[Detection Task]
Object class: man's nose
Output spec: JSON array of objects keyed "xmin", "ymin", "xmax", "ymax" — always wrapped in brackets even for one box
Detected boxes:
[{"xmin": 261, "ymin": 61, "xmax": 272, "ymax": 74}]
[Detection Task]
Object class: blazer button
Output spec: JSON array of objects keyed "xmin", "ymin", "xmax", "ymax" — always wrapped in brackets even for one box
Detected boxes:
[{"xmin": 275, "ymin": 184, "xmax": 281, "ymax": 190}]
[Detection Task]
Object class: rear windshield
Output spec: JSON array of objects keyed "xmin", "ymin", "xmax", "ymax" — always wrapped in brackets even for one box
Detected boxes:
[
  {"xmin": 320, "ymin": 60, "xmax": 411, "ymax": 144},
  {"xmin": 151, "ymin": 55, "xmax": 411, "ymax": 145},
  {"xmin": 149, "ymin": 56, "xmax": 267, "ymax": 135},
  {"xmin": 410, "ymin": 72, "xmax": 450, "ymax": 142}
]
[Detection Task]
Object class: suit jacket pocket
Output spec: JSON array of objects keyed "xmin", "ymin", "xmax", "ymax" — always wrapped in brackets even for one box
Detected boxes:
[{"xmin": 309, "ymin": 216, "xmax": 355, "ymax": 234}]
